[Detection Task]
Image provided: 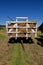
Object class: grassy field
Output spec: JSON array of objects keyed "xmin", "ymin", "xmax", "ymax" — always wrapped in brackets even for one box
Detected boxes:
[{"xmin": 0, "ymin": 29, "xmax": 43, "ymax": 65}]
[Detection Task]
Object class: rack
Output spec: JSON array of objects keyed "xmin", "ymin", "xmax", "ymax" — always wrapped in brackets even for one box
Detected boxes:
[{"xmin": 6, "ymin": 17, "xmax": 37, "ymax": 38}]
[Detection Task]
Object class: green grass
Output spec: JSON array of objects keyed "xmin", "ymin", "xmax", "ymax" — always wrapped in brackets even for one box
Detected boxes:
[
  {"xmin": 0, "ymin": 30, "xmax": 43, "ymax": 65},
  {"xmin": 0, "ymin": 29, "xmax": 6, "ymax": 39},
  {"xmin": 37, "ymin": 32, "xmax": 43, "ymax": 38},
  {"xmin": 8, "ymin": 44, "xmax": 24, "ymax": 65},
  {"xmin": 0, "ymin": 35, "xmax": 5, "ymax": 39}
]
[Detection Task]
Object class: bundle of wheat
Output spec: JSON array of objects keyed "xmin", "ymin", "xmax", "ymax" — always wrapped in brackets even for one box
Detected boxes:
[
  {"xmin": 29, "ymin": 23, "xmax": 36, "ymax": 28},
  {"xmin": 18, "ymin": 23, "xmax": 26, "ymax": 27},
  {"xmin": 18, "ymin": 28, "xmax": 26, "ymax": 33},
  {"xmin": 11, "ymin": 28, "xmax": 16, "ymax": 32},
  {"xmin": 8, "ymin": 28, "xmax": 16, "ymax": 32},
  {"xmin": 8, "ymin": 23, "xmax": 16, "ymax": 26},
  {"xmin": 18, "ymin": 33, "xmax": 26, "ymax": 37},
  {"xmin": 8, "ymin": 33, "xmax": 16, "ymax": 37},
  {"xmin": 28, "ymin": 29, "xmax": 31, "ymax": 32}
]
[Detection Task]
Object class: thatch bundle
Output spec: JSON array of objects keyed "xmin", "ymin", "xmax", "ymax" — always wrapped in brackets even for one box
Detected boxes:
[
  {"xmin": 18, "ymin": 33, "xmax": 26, "ymax": 37},
  {"xmin": 18, "ymin": 23, "xmax": 26, "ymax": 27},
  {"xmin": 18, "ymin": 28, "xmax": 26, "ymax": 33},
  {"xmin": 8, "ymin": 33, "xmax": 16, "ymax": 37},
  {"xmin": 11, "ymin": 29, "xmax": 16, "ymax": 32},
  {"xmin": 8, "ymin": 23, "xmax": 15, "ymax": 26},
  {"xmin": 28, "ymin": 29, "xmax": 31, "ymax": 32},
  {"xmin": 29, "ymin": 23, "xmax": 36, "ymax": 28},
  {"xmin": 8, "ymin": 28, "xmax": 16, "ymax": 32}
]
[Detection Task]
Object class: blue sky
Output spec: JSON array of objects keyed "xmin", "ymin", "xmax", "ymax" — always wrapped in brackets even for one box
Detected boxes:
[{"xmin": 0, "ymin": 0, "xmax": 43, "ymax": 26}]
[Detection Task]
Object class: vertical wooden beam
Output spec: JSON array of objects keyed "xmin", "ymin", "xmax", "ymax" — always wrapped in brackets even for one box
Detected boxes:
[
  {"xmin": 26, "ymin": 21, "xmax": 28, "ymax": 39},
  {"xmin": 16, "ymin": 23, "xmax": 18, "ymax": 38},
  {"xmin": 6, "ymin": 21, "xmax": 8, "ymax": 33},
  {"xmin": 35, "ymin": 23, "xmax": 37, "ymax": 37}
]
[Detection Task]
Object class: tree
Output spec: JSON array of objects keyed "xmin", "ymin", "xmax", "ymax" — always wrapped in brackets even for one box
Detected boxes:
[{"xmin": 38, "ymin": 23, "xmax": 43, "ymax": 33}]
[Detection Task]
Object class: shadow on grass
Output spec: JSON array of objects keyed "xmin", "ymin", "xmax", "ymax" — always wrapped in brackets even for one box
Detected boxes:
[
  {"xmin": 8, "ymin": 37, "xmax": 34, "ymax": 51},
  {"xmin": 8, "ymin": 37, "xmax": 34, "ymax": 44},
  {"xmin": 35, "ymin": 36, "xmax": 43, "ymax": 47}
]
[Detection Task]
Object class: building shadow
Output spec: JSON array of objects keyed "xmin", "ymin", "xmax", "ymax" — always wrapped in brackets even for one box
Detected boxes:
[
  {"xmin": 35, "ymin": 36, "xmax": 43, "ymax": 47},
  {"xmin": 8, "ymin": 37, "xmax": 34, "ymax": 44}
]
